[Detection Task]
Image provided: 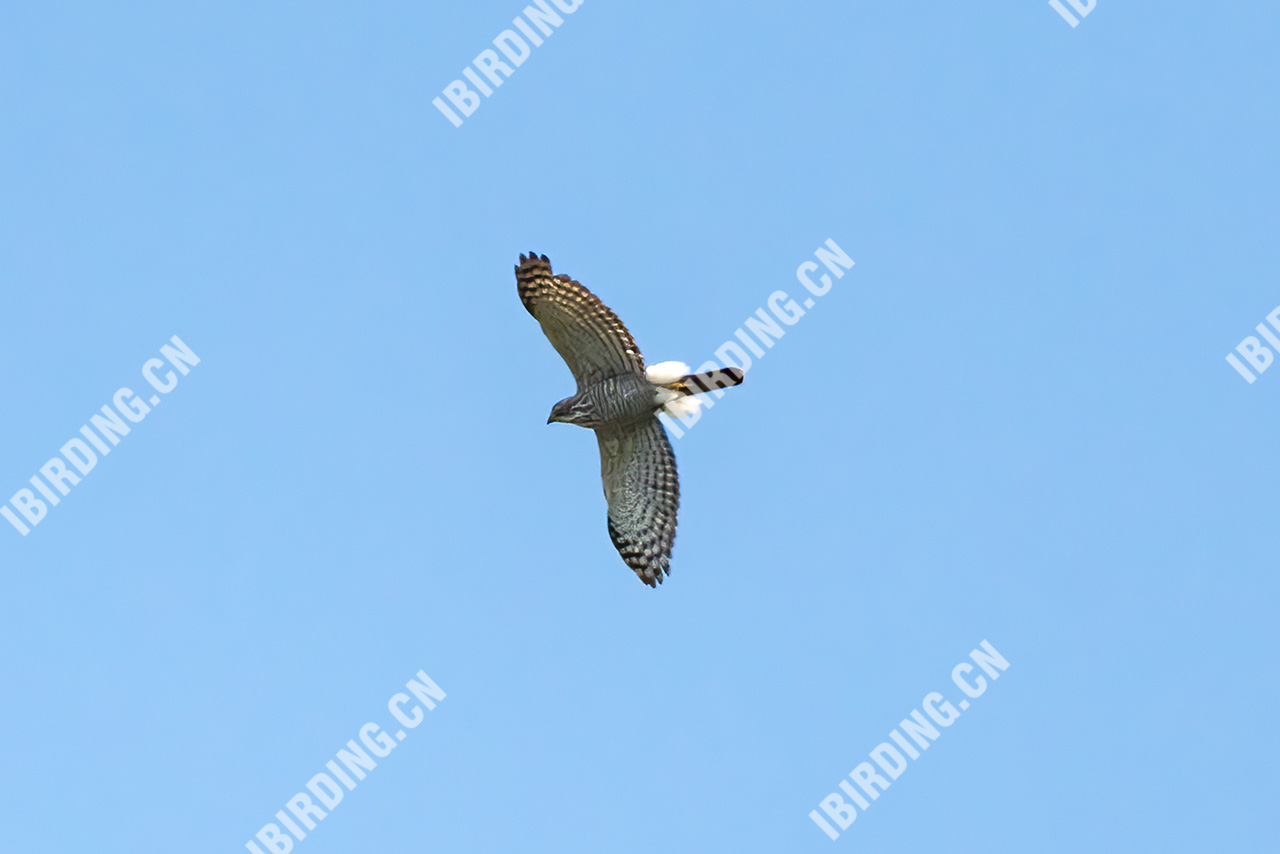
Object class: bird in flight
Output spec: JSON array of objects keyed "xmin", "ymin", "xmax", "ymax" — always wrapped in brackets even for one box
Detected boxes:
[{"xmin": 517, "ymin": 252, "xmax": 744, "ymax": 587}]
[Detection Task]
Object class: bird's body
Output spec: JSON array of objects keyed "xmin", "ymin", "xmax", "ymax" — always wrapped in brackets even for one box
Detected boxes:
[
  {"xmin": 549, "ymin": 372, "xmax": 660, "ymax": 430},
  {"xmin": 516, "ymin": 252, "xmax": 743, "ymax": 587}
]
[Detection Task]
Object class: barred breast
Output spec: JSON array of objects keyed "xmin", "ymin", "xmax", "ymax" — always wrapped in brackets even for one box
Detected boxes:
[{"xmin": 583, "ymin": 374, "xmax": 659, "ymax": 430}]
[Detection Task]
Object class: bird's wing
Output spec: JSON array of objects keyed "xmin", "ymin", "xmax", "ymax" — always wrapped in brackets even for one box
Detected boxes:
[
  {"xmin": 597, "ymin": 418, "xmax": 679, "ymax": 587},
  {"xmin": 516, "ymin": 252, "xmax": 645, "ymax": 389}
]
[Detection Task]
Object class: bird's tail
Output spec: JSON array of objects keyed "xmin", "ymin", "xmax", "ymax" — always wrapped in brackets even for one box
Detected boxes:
[
  {"xmin": 647, "ymin": 363, "xmax": 744, "ymax": 419},
  {"xmin": 669, "ymin": 367, "xmax": 745, "ymax": 396},
  {"xmin": 646, "ymin": 361, "xmax": 744, "ymax": 395}
]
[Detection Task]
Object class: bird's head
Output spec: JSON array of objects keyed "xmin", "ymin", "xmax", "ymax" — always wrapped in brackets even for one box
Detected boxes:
[{"xmin": 547, "ymin": 395, "xmax": 594, "ymax": 427}]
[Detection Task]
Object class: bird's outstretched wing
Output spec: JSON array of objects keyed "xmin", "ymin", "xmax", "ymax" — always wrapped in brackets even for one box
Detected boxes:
[
  {"xmin": 516, "ymin": 252, "xmax": 645, "ymax": 389},
  {"xmin": 597, "ymin": 418, "xmax": 679, "ymax": 587}
]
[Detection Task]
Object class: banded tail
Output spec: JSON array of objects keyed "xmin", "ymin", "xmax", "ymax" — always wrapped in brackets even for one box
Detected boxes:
[
  {"xmin": 647, "ymin": 361, "xmax": 744, "ymax": 418},
  {"xmin": 671, "ymin": 367, "xmax": 745, "ymax": 395},
  {"xmin": 647, "ymin": 361, "xmax": 744, "ymax": 393}
]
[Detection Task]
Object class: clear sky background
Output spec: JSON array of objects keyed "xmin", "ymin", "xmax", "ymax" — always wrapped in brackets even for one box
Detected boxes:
[{"xmin": 2, "ymin": 2, "xmax": 1278, "ymax": 852}]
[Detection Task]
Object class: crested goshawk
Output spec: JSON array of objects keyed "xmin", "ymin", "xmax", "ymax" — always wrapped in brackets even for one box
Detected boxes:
[{"xmin": 517, "ymin": 252, "xmax": 744, "ymax": 587}]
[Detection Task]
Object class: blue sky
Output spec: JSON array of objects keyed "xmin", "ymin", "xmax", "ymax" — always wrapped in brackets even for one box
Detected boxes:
[{"xmin": 2, "ymin": 2, "xmax": 1278, "ymax": 851}]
